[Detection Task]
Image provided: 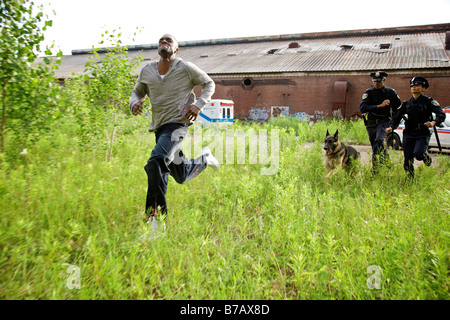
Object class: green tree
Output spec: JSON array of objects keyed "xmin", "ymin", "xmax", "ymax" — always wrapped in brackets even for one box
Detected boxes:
[
  {"xmin": 84, "ymin": 29, "xmax": 143, "ymax": 161},
  {"xmin": 0, "ymin": 0, "xmax": 62, "ymax": 153}
]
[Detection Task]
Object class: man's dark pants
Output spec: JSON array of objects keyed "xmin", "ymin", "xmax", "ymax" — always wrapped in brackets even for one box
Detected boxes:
[
  {"xmin": 144, "ymin": 123, "xmax": 207, "ymax": 216},
  {"xmin": 365, "ymin": 121, "xmax": 389, "ymax": 172}
]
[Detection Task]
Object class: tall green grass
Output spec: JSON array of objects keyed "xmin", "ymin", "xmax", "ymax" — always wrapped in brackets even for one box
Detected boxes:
[{"xmin": 1, "ymin": 116, "xmax": 448, "ymax": 299}]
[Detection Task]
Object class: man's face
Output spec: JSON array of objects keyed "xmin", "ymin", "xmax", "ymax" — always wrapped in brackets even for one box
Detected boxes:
[
  {"xmin": 158, "ymin": 34, "xmax": 178, "ymax": 57},
  {"xmin": 410, "ymin": 84, "xmax": 425, "ymax": 95},
  {"xmin": 372, "ymin": 80, "xmax": 385, "ymax": 89}
]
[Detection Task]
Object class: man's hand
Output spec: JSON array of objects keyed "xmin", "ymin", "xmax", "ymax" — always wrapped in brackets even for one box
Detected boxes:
[
  {"xmin": 378, "ymin": 100, "xmax": 391, "ymax": 108},
  {"xmin": 424, "ymin": 121, "xmax": 436, "ymax": 128},
  {"xmin": 131, "ymin": 99, "xmax": 145, "ymax": 115},
  {"xmin": 184, "ymin": 105, "xmax": 201, "ymax": 121},
  {"xmin": 385, "ymin": 127, "xmax": 392, "ymax": 134}
]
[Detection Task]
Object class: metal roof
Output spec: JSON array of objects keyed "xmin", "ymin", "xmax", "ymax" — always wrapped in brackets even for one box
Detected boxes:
[{"xmin": 44, "ymin": 24, "xmax": 450, "ymax": 78}]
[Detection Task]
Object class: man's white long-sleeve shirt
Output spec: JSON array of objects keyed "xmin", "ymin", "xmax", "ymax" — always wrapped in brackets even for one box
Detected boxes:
[{"xmin": 129, "ymin": 57, "xmax": 215, "ymax": 131}]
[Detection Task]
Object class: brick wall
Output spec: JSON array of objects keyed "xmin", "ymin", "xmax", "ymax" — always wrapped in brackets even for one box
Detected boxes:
[{"xmin": 194, "ymin": 72, "xmax": 450, "ymax": 120}]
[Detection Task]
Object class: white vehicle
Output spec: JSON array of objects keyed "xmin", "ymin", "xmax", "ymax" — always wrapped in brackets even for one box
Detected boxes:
[
  {"xmin": 197, "ymin": 99, "xmax": 234, "ymax": 127},
  {"xmin": 386, "ymin": 109, "xmax": 450, "ymax": 150}
]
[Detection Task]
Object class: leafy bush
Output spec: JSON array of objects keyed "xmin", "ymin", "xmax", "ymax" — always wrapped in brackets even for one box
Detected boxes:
[{"xmin": 0, "ymin": 0, "xmax": 63, "ymax": 155}]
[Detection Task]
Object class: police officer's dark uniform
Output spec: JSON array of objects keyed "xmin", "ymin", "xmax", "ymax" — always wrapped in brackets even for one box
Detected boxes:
[
  {"xmin": 388, "ymin": 77, "xmax": 445, "ymax": 178},
  {"xmin": 360, "ymin": 71, "xmax": 401, "ymax": 172}
]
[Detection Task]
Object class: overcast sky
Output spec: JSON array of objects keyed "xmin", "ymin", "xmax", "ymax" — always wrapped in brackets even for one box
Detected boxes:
[{"xmin": 34, "ymin": 0, "xmax": 450, "ymax": 56}]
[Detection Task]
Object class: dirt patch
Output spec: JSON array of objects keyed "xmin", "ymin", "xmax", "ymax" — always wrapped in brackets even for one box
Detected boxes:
[{"xmin": 349, "ymin": 145, "xmax": 444, "ymax": 168}]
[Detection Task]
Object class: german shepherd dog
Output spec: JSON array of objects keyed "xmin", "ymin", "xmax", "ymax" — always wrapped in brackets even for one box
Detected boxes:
[{"xmin": 324, "ymin": 129, "xmax": 360, "ymax": 177}]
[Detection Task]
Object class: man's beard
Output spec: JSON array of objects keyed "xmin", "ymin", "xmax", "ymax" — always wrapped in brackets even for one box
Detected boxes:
[{"xmin": 158, "ymin": 47, "xmax": 172, "ymax": 57}]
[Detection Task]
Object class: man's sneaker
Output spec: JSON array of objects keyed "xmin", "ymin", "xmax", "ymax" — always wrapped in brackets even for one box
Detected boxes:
[
  {"xmin": 424, "ymin": 153, "xmax": 432, "ymax": 166},
  {"xmin": 148, "ymin": 215, "xmax": 166, "ymax": 231},
  {"xmin": 202, "ymin": 147, "xmax": 220, "ymax": 170},
  {"xmin": 138, "ymin": 216, "xmax": 166, "ymax": 242}
]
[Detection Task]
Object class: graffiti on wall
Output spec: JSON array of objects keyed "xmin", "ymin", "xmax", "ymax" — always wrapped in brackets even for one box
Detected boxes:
[
  {"xmin": 248, "ymin": 107, "xmax": 324, "ymax": 123},
  {"xmin": 290, "ymin": 112, "xmax": 313, "ymax": 122},
  {"xmin": 249, "ymin": 108, "xmax": 269, "ymax": 121}
]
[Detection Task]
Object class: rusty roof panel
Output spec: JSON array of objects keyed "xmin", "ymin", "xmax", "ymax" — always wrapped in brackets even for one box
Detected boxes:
[
  {"xmin": 44, "ymin": 25, "xmax": 450, "ymax": 78},
  {"xmin": 179, "ymin": 31, "xmax": 450, "ymax": 74}
]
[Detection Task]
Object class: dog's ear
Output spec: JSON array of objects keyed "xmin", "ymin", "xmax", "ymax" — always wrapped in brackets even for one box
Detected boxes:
[
  {"xmin": 326, "ymin": 129, "xmax": 330, "ymax": 137},
  {"xmin": 334, "ymin": 129, "xmax": 339, "ymax": 139}
]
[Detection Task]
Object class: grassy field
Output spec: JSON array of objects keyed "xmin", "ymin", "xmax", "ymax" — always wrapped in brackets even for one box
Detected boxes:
[{"xmin": 0, "ymin": 116, "xmax": 448, "ymax": 299}]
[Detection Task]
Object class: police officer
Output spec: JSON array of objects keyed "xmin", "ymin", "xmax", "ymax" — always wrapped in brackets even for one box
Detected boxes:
[
  {"xmin": 386, "ymin": 77, "xmax": 445, "ymax": 178},
  {"xmin": 360, "ymin": 71, "xmax": 401, "ymax": 174}
]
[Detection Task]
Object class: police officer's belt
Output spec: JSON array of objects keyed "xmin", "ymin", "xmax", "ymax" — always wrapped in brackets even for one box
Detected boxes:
[
  {"xmin": 366, "ymin": 118, "xmax": 390, "ymax": 125},
  {"xmin": 405, "ymin": 123, "xmax": 428, "ymax": 131}
]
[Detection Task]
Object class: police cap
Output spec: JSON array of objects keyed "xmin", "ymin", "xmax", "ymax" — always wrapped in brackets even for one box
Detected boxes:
[
  {"xmin": 370, "ymin": 71, "xmax": 388, "ymax": 82},
  {"xmin": 410, "ymin": 76, "xmax": 429, "ymax": 88}
]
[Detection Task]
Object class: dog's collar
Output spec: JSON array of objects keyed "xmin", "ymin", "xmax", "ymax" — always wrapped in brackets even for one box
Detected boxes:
[{"xmin": 334, "ymin": 144, "xmax": 345, "ymax": 154}]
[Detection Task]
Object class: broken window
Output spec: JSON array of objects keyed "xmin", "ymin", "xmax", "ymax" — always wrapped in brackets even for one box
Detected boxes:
[{"xmin": 340, "ymin": 44, "xmax": 354, "ymax": 51}]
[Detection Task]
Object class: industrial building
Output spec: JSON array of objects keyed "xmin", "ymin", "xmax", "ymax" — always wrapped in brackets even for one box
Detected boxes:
[{"xmin": 50, "ymin": 23, "xmax": 450, "ymax": 120}]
